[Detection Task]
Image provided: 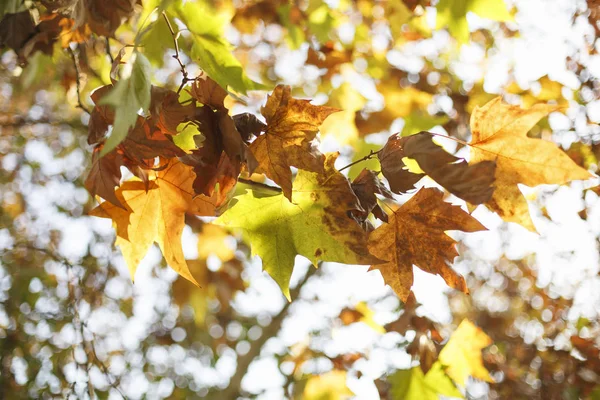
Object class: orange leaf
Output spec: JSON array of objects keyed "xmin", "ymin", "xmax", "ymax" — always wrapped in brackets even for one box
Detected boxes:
[
  {"xmin": 89, "ymin": 160, "xmax": 217, "ymax": 286},
  {"xmin": 368, "ymin": 188, "xmax": 486, "ymax": 301}
]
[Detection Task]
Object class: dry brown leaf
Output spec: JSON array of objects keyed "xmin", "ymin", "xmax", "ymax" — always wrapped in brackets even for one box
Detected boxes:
[
  {"xmin": 469, "ymin": 98, "xmax": 593, "ymax": 231},
  {"xmin": 368, "ymin": 188, "xmax": 486, "ymax": 301},
  {"xmin": 89, "ymin": 160, "xmax": 217, "ymax": 285},
  {"xmin": 85, "ymin": 148, "xmax": 124, "ymax": 209},
  {"xmin": 379, "ymin": 132, "xmax": 496, "ymax": 204},
  {"xmin": 350, "ymin": 169, "xmax": 394, "ymax": 227},
  {"xmin": 249, "ymin": 85, "xmax": 339, "ymax": 200}
]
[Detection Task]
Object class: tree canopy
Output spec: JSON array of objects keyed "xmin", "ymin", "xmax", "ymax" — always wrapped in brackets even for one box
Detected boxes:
[{"xmin": 1, "ymin": 0, "xmax": 600, "ymax": 399}]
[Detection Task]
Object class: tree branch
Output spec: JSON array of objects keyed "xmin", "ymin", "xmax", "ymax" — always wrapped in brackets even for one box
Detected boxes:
[
  {"xmin": 218, "ymin": 265, "xmax": 319, "ymax": 400},
  {"xmin": 67, "ymin": 46, "xmax": 91, "ymax": 115},
  {"xmin": 338, "ymin": 149, "xmax": 381, "ymax": 172},
  {"xmin": 162, "ymin": 12, "xmax": 194, "ymax": 94}
]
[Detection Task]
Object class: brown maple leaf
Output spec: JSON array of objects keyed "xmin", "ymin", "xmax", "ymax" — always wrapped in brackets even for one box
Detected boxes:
[
  {"xmin": 149, "ymin": 86, "xmax": 196, "ymax": 136},
  {"xmin": 120, "ymin": 116, "xmax": 186, "ymax": 164},
  {"xmin": 85, "ymin": 147, "xmax": 124, "ymax": 209},
  {"xmin": 249, "ymin": 85, "xmax": 339, "ymax": 200},
  {"xmin": 0, "ymin": 11, "xmax": 36, "ymax": 56},
  {"xmin": 182, "ymin": 76, "xmax": 256, "ymax": 198},
  {"xmin": 368, "ymin": 187, "xmax": 486, "ymax": 301},
  {"xmin": 88, "ymin": 85, "xmax": 115, "ymax": 145},
  {"xmin": 379, "ymin": 132, "xmax": 496, "ymax": 204},
  {"xmin": 350, "ymin": 169, "xmax": 394, "ymax": 228}
]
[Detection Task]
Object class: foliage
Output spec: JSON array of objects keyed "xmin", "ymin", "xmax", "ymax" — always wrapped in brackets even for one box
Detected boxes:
[{"xmin": 1, "ymin": 0, "xmax": 600, "ymax": 398}]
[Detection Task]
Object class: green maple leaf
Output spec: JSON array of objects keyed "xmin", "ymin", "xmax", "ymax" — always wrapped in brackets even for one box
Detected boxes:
[
  {"xmin": 174, "ymin": 1, "xmax": 263, "ymax": 94},
  {"xmin": 436, "ymin": 0, "xmax": 513, "ymax": 43},
  {"xmin": 215, "ymin": 153, "xmax": 379, "ymax": 299},
  {"xmin": 100, "ymin": 53, "xmax": 152, "ymax": 156},
  {"xmin": 390, "ymin": 362, "xmax": 463, "ymax": 400}
]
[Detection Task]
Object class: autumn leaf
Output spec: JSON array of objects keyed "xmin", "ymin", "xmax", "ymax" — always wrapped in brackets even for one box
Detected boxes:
[
  {"xmin": 368, "ymin": 188, "xmax": 486, "ymax": 301},
  {"xmin": 249, "ymin": 85, "xmax": 339, "ymax": 200},
  {"xmin": 89, "ymin": 160, "xmax": 217, "ymax": 286},
  {"xmin": 379, "ymin": 132, "xmax": 496, "ymax": 204},
  {"xmin": 350, "ymin": 169, "xmax": 394, "ymax": 228},
  {"xmin": 436, "ymin": 0, "xmax": 513, "ymax": 43},
  {"xmin": 469, "ymin": 98, "xmax": 593, "ymax": 231},
  {"xmin": 149, "ymin": 86, "xmax": 196, "ymax": 136},
  {"xmin": 438, "ymin": 319, "xmax": 493, "ymax": 385},
  {"xmin": 181, "ymin": 76, "xmax": 256, "ymax": 199},
  {"xmin": 215, "ymin": 153, "xmax": 380, "ymax": 300},
  {"xmin": 389, "ymin": 362, "xmax": 463, "ymax": 400},
  {"xmin": 0, "ymin": 10, "xmax": 36, "ymax": 55},
  {"xmin": 84, "ymin": 148, "xmax": 124, "ymax": 209}
]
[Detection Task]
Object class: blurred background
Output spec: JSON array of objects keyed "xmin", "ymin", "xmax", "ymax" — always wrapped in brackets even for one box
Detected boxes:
[{"xmin": 1, "ymin": 0, "xmax": 600, "ymax": 399}]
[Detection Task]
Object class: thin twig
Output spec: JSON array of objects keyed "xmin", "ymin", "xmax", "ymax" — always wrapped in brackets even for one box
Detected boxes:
[
  {"xmin": 67, "ymin": 46, "xmax": 91, "ymax": 115},
  {"xmin": 238, "ymin": 178, "xmax": 282, "ymax": 193},
  {"xmin": 338, "ymin": 149, "xmax": 381, "ymax": 172},
  {"xmin": 105, "ymin": 37, "xmax": 114, "ymax": 64},
  {"xmin": 162, "ymin": 12, "xmax": 194, "ymax": 93}
]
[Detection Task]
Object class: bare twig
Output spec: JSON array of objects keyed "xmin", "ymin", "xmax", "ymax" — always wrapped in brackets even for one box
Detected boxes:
[
  {"xmin": 217, "ymin": 265, "xmax": 319, "ymax": 400},
  {"xmin": 162, "ymin": 12, "xmax": 194, "ymax": 93},
  {"xmin": 338, "ymin": 149, "xmax": 381, "ymax": 172},
  {"xmin": 238, "ymin": 178, "xmax": 282, "ymax": 193},
  {"xmin": 67, "ymin": 46, "xmax": 91, "ymax": 115},
  {"xmin": 105, "ymin": 37, "xmax": 114, "ymax": 64}
]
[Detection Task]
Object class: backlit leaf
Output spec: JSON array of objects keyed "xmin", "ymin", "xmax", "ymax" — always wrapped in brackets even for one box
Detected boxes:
[
  {"xmin": 368, "ymin": 188, "xmax": 486, "ymax": 301},
  {"xmin": 469, "ymin": 97, "xmax": 593, "ymax": 231},
  {"xmin": 249, "ymin": 85, "xmax": 339, "ymax": 200},
  {"xmin": 438, "ymin": 319, "xmax": 493, "ymax": 385},
  {"xmin": 215, "ymin": 153, "xmax": 379, "ymax": 299},
  {"xmin": 89, "ymin": 160, "xmax": 217, "ymax": 285}
]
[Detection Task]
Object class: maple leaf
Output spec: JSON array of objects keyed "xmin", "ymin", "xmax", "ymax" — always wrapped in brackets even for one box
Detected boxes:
[
  {"xmin": 438, "ymin": 319, "xmax": 493, "ymax": 385},
  {"xmin": 84, "ymin": 148, "xmax": 124, "ymax": 209},
  {"xmin": 469, "ymin": 98, "xmax": 593, "ymax": 231},
  {"xmin": 368, "ymin": 188, "xmax": 486, "ymax": 301},
  {"xmin": 249, "ymin": 85, "xmax": 339, "ymax": 200},
  {"xmin": 388, "ymin": 362, "xmax": 463, "ymax": 400},
  {"xmin": 350, "ymin": 169, "xmax": 394, "ymax": 228},
  {"xmin": 215, "ymin": 153, "xmax": 380, "ymax": 300},
  {"xmin": 0, "ymin": 11, "xmax": 36, "ymax": 55},
  {"xmin": 378, "ymin": 132, "xmax": 496, "ymax": 204},
  {"xmin": 119, "ymin": 116, "xmax": 186, "ymax": 164},
  {"xmin": 149, "ymin": 86, "xmax": 196, "ymax": 136},
  {"xmin": 436, "ymin": 0, "xmax": 513, "ymax": 43},
  {"xmin": 89, "ymin": 160, "xmax": 217, "ymax": 286},
  {"xmin": 181, "ymin": 76, "xmax": 256, "ymax": 199}
]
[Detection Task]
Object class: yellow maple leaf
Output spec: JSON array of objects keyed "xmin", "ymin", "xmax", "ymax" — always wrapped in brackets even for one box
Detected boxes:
[
  {"xmin": 469, "ymin": 98, "xmax": 593, "ymax": 231},
  {"xmin": 89, "ymin": 160, "xmax": 217, "ymax": 285},
  {"xmin": 249, "ymin": 85, "xmax": 339, "ymax": 200},
  {"xmin": 438, "ymin": 319, "xmax": 493, "ymax": 385}
]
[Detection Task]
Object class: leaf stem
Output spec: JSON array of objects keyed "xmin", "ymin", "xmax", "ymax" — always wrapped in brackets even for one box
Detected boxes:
[
  {"xmin": 162, "ymin": 12, "xmax": 194, "ymax": 94},
  {"xmin": 338, "ymin": 149, "xmax": 381, "ymax": 172},
  {"xmin": 67, "ymin": 46, "xmax": 91, "ymax": 115},
  {"xmin": 238, "ymin": 178, "xmax": 282, "ymax": 193}
]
